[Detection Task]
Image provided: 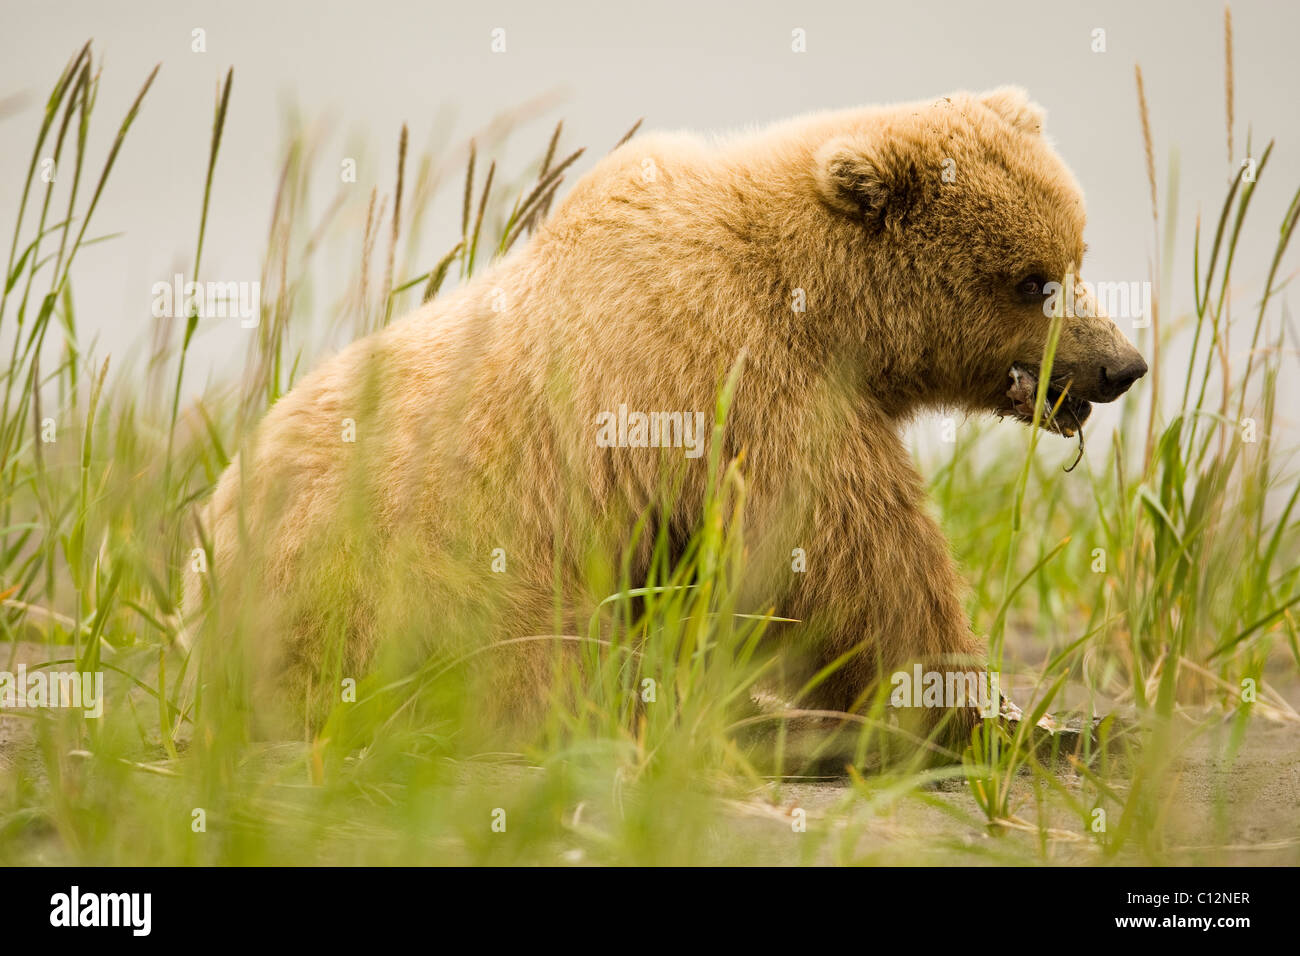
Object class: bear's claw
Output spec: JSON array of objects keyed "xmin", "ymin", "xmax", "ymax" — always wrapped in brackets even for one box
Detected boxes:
[{"xmin": 996, "ymin": 693, "xmax": 1135, "ymax": 761}]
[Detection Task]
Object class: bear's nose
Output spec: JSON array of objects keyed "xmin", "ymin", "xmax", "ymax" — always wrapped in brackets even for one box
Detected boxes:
[{"xmin": 1099, "ymin": 356, "xmax": 1148, "ymax": 400}]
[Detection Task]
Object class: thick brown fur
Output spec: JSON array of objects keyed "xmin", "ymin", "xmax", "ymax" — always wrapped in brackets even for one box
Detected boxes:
[{"xmin": 191, "ymin": 88, "xmax": 1144, "ymax": 744}]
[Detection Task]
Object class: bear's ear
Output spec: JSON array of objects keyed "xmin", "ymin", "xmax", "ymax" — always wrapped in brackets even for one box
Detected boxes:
[
  {"xmin": 979, "ymin": 86, "xmax": 1046, "ymax": 135},
  {"xmin": 814, "ymin": 136, "xmax": 907, "ymax": 225}
]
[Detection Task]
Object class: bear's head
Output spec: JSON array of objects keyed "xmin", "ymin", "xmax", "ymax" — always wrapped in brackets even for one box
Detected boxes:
[{"xmin": 813, "ymin": 87, "xmax": 1146, "ymax": 436}]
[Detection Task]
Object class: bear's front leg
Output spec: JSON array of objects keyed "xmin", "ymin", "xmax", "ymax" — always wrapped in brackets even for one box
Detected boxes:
[{"xmin": 752, "ymin": 423, "xmax": 990, "ymax": 754}]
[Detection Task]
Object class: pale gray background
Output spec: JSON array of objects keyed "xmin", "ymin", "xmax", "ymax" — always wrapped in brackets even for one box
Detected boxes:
[{"xmin": 1, "ymin": 0, "xmax": 1297, "ymax": 453}]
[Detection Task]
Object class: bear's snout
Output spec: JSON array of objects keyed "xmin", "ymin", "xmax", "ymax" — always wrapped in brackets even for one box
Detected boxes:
[
  {"xmin": 1096, "ymin": 353, "xmax": 1148, "ymax": 401},
  {"xmin": 1052, "ymin": 306, "xmax": 1149, "ymax": 405}
]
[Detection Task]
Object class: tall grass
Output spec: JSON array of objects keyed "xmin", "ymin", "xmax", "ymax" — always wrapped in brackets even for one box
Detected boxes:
[{"xmin": 1, "ymin": 19, "xmax": 1297, "ymax": 865}]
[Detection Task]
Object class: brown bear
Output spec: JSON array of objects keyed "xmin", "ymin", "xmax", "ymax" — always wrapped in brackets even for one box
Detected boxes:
[{"xmin": 191, "ymin": 87, "xmax": 1146, "ymax": 744}]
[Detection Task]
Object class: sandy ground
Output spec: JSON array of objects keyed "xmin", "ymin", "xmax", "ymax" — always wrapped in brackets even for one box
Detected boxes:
[
  {"xmin": 2, "ymin": 638, "xmax": 1298, "ymax": 864},
  {"xmin": 726, "ymin": 716, "xmax": 1300, "ymax": 865}
]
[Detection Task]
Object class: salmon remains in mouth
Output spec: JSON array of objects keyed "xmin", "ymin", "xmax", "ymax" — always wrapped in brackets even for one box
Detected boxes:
[{"xmin": 1005, "ymin": 364, "xmax": 1090, "ymax": 440}]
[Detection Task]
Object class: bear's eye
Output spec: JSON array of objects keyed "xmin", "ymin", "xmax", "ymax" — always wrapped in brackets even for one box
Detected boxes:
[{"xmin": 1015, "ymin": 274, "xmax": 1048, "ymax": 300}]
